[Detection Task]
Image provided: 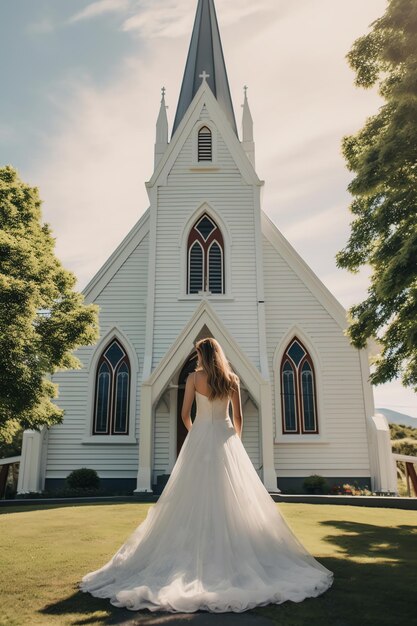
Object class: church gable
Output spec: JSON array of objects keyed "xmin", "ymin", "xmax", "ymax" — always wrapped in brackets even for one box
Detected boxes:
[
  {"xmin": 261, "ymin": 211, "xmax": 347, "ymax": 329},
  {"xmin": 82, "ymin": 208, "xmax": 150, "ymax": 303},
  {"xmin": 167, "ymin": 105, "xmax": 243, "ymax": 181},
  {"xmin": 147, "ymin": 84, "xmax": 261, "ymax": 191},
  {"xmin": 92, "ymin": 233, "xmax": 149, "ymax": 370}
]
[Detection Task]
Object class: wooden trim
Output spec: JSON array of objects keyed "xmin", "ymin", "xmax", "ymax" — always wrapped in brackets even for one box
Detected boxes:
[{"xmin": 189, "ymin": 167, "xmax": 220, "ymax": 172}]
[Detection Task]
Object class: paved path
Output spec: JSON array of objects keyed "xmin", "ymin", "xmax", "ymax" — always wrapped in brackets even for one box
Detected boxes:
[{"xmin": 104, "ymin": 608, "xmax": 275, "ymax": 625}]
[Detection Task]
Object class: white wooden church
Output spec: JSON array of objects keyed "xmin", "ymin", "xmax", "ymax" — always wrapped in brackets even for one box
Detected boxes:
[{"xmin": 18, "ymin": 0, "xmax": 397, "ymax": 496}]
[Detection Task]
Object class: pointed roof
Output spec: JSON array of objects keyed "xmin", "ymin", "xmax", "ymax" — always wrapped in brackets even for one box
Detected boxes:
[{"xmin": 171, "ymin": 0, "xmax": 237, "ymax": 138}]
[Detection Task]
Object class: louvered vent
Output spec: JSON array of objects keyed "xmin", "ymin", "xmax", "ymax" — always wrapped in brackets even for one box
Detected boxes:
[
  {"xmin": 198, "ymin": 126, "xmax": 212, "ymax": 161},
  {"xmin": 189, "ymin": 242, "xmax": 204, "ymax": 293},
  {"xmin": 208, "ymin": 242, "xmax": 222, "ymax": 293}
]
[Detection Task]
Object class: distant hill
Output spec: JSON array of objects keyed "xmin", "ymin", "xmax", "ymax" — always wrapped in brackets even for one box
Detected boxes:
[{"xmin": 376, "ymin": 408, "xmax": 417, "ymax": 429}]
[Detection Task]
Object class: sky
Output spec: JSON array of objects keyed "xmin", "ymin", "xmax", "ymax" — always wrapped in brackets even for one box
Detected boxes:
[{"xmin": 1, "ymin": 0, "xmax": 416, "ymax": 419}]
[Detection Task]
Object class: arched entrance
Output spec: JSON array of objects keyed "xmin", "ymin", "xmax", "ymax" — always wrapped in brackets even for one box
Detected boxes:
[{"xmin": 176, "ymin": 353, "xmax": 198, "ymax": 455}]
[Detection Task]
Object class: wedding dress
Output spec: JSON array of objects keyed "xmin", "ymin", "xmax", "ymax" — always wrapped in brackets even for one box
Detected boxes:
[{"xmin": 79, "ymin": 382, "xmax": 333, "ymax": 613}]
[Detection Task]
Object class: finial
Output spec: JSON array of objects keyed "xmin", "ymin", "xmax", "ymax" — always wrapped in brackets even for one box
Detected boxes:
[
  {"xmin": 161, "ymin": 86, "xmax": 166, "ymax": 101},
  {"xmin": 199, "ymin": 70, "xmax": 210, "ymax": 82},
  {"xmin": 241, "ymin": 85, "xmax": 249, "ymax": 108}
]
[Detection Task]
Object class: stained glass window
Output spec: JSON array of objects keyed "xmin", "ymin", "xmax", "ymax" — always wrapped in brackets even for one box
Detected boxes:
[
  {"xmin": 114, "ymin": 362, "xmax": 129, "ymax": 433},
  {"xmin": 301, "ymin": 361, "xmax": 316, "ymax": 432},
  {"xmin": 281, "ymin": 337, "xmax": 318, "ymax": 434},
  {"xmin": 93, "ymin": 339, "xmax": 130, "ymax": 435},
  {"xmin": 187, "ymin": 213, "xmax": 224, "ymax": 294},
  {"xmin": 95, "ymin": 362, "xmax": 110, "ymax": 433},
  {"xmin": 287, "ymin": 340, "xmax": 306, "ymax": 367},
  {"xmin": 282, "ymin": 361, "xmax": 297, "ymax": 431},
  {"xmin": 195, "ymin": 215, "xmax": 216, "ymax": 240},
  {"xmin": 208, "ymin": 242, "xmax": 222, "ymax": 293},
  {"xmin": 189, "ymin": 242, "xmax": 204, "ymax": 293},
  {"xmin": 104, "ymin": 341, "xmax": 124, "ymax": 369}
]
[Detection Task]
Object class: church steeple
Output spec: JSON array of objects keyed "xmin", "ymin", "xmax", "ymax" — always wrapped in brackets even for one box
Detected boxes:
[
  {"xmin": 241, "ymin": 86, "xmax": 255, "ymax": 167},
  {"xmin": 154, "ymin": 87, "xmax": 168, "ymax": 168},
  {"xmin": 171, "ymin": 0, "xmax": 237, "ymax": 138}
]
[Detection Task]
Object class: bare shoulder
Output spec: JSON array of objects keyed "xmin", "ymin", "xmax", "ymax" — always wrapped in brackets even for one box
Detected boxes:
[
  {"xmin": 187, "ymin": 372, "xmax": 196, "ymax": 384},
  {"xmin": 232, "ymin": 372, "xmax": 240, "ymax": 386},
  {"xmin": 230, "ymin": 373, "xmax": 240, "ymax": 393},
  {"xmin": 195, "ymin": 369, "xmax": 207, "ymax": 380}
]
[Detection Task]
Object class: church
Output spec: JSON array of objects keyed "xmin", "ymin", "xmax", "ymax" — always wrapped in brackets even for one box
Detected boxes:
[{"xmin": 17, "ymin": 0, "xmax": 397, "ymax": 496}]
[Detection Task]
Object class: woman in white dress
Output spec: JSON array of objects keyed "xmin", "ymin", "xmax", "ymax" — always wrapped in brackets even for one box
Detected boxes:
[{"xmin": 79, "ymin": 337, "xmax": 333, "ymax": 613}]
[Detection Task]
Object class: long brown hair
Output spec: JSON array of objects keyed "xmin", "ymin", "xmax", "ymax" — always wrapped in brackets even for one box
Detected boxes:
[{"xmin": 194, "ymin": 337, "xmax": 239, "ymax": 400}]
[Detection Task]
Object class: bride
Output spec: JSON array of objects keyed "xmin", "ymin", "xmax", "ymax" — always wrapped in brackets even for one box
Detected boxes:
[{"xmin": 79, "ymin": 337, "xmax": 333, "ymax": 613}]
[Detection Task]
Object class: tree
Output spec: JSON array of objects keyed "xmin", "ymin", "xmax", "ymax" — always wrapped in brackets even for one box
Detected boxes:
[
  {"xmin": 0, "ymin": 166, "xmax": 99, "ymax": 439},
  {"xmin": 336, "ymin": 0, "xmax": 417, "ymax": 391}
]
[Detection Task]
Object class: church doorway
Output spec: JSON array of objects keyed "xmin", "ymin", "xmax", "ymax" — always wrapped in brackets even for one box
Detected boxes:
[{"xmin": 176, "ymin": 353, "xmax": 198, "ymax": 456}]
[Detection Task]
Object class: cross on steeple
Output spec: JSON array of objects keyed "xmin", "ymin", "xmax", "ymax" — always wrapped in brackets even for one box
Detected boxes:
[{"xmin": 171, "ymin": 0, "xmax": 238, "ymax": 137}]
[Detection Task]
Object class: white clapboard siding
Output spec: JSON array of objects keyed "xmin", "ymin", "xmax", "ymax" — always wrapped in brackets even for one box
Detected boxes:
[
  {"xmin": 152, "ymin": 117, "xmax": 260, "ymax": 371},
  {"xmin": 46, "ymin": 234, "xmax": 149, "ymax": 479},
  {"xmin": 241, "ymin": 397, "xmax": 260, "ymax": 473},
  {"xmin": 153, "ymin": 393, "xmax": 171, "ymax": 482},
  {"xmin": 262, "ymin": 234, "xmax": 370, "ymax": 477}
]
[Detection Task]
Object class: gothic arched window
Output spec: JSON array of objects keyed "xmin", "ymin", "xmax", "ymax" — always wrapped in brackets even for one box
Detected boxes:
[
  {"xmin": 93, "ymin": 339, "xmax": 130, "ymax": 435},
  {"xmin": 198, "ymin": 126, "xmax": 212, "ymax": 161},
  {"xmin": 280, "ymin": 338, "xmax": 318, "ymax": 434},
  {"xmin": 187, "ymin": 213, "xmax": 224, "ymax": 294}
]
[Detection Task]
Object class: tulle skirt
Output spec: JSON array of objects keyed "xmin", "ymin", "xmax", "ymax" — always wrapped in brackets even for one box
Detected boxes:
[{"xmin": 79, "ymin": 414, "xmax": 333, "ymax": 612}]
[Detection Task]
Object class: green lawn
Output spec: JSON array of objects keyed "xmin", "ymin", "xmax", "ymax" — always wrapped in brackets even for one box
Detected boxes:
[{"xmin": 0, "ymin": 502, "xmax": 415, "ymax": 626}]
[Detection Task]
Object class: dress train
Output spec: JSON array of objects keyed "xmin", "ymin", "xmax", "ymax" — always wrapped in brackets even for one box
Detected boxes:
[{"xmin": 79, "ymin": 389, "xmax": 333, "ymax": 612}]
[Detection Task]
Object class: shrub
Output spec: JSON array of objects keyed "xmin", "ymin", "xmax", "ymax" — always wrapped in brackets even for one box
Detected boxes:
[
  {"xmin": 303, "ymin": 474, "xmax": 327, "ymax": 493},
  {"xmin": 392, "ymin": 440, "xmax": 417, "ymax": 457},
  {"xmin": 390, "ymin": 423, "xmax": 417, "ymax": 441},
  {"xmin": 66, "ymin": 468, "xmax": 100, "ymax": 490}
]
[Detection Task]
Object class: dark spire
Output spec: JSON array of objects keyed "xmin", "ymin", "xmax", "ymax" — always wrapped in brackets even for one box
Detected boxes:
[{"xmin": 171, "ymin": 0, "xmax": 237, "ymax": 138}]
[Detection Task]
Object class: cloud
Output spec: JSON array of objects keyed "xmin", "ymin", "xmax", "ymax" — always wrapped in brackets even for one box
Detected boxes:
[
  {"xmin": 68, "ymin": 0, "xmax": 130, "ymax": 24},
  {"xmin": 27, "ymin": 53, "xmax": 166, "ymax": 290},
  {"xmin": 122, "ymin": 0, "xmax": 275, "ymax": 39},
  {"xmin": 28, "ymin": 0, "xmax": 386, "ymax": 297},
  {"xmin": 320, "ymin": 266, "xmax": 372, "ymax": 309},
  {"xmin": 281, "ymin": 205, "xmax": 348, "ymax": 245},
  {"xmin": 26, "ymin": 17, "xmax": 55, "ymax": 34},
  {"xmin": 0, "ymin": 123, "xmax": 16, "ymax": 142}
]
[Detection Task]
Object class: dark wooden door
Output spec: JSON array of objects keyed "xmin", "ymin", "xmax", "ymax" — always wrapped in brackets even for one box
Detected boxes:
[{"xmin": 176, "ymin": 355, "xmax": 198, "ymax": 456}]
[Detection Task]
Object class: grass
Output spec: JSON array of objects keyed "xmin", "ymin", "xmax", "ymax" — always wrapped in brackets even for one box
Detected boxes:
[{"xmin": 0, "ymin": 502, "xmax": 416, "ymax": 625}]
